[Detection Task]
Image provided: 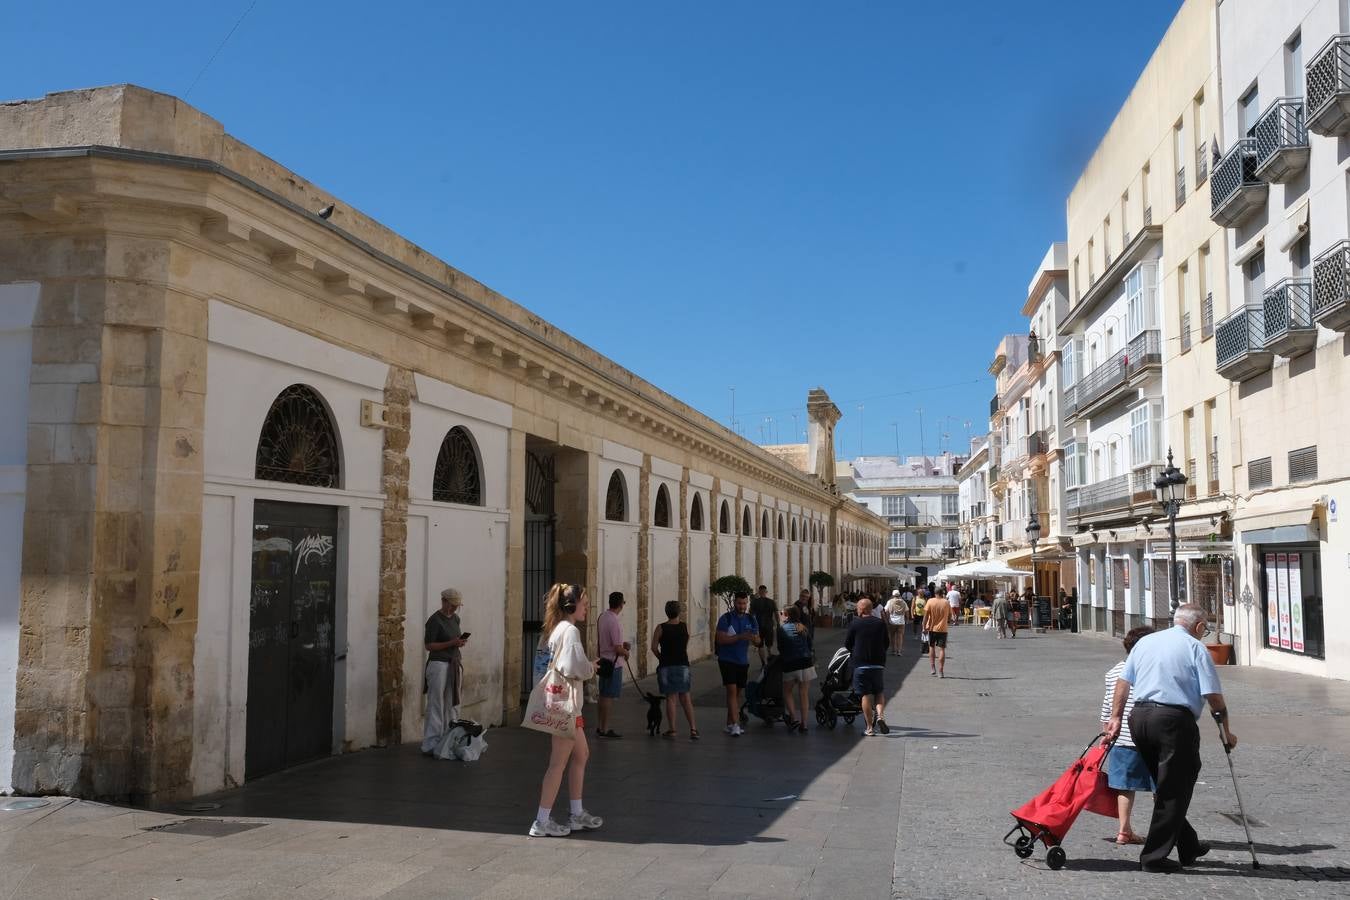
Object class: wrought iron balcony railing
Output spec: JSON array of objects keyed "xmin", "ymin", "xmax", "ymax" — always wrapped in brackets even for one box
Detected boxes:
[
  {"xmin": 1253, "ymin": 98, "xmax": 1309, "ymax": 183},
  {"xmin": 1175, "ymin": 166, "xmax": 1186, "ymax": 209},
  {"xmin": 1064, "ymin": 329, "xmax": 1162, "ymax": 419},
  {"xmin": 1208, "ymin": 450, "xmax": 1220, "ymax": 496},
  {"xmin": 1210, "ymin": 137, "xmax": 1268, "ymax": 227},
  {"xmin": 1261, "ymin": 277, "xmax": 1317, "ymax": 358},
  {"xmin": 1215, "ymin": 305, "xmax": 1273, "ymax": 382},
  {"xmin": 1143, "ymin": 205, "xmax": 1153, "ymax": 227},
  {"xmin": 1181, "ymin": 312, "xmax": 1192, "ymax": 353},
  {"xmin": 1307, "ymin": 35, "xmax": 1350, "ymax": 136},
  {"xmin": 1201, "ymin": 292, "xmax": 1214, "ymax": 339},
  {"xmin": 1312, "ymin": 239, "xmax": 1350, "ymax": 332}
]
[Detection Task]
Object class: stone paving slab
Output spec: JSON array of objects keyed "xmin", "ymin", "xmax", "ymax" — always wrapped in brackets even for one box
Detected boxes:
[{"xmin": 3, "ymin": 623, "xmax": 1350, "ymax": 899}]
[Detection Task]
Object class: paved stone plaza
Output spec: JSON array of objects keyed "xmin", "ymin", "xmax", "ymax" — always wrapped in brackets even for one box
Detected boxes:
[{"xmin": 2, "ymin": 624, "xmax": 1349, "ymax": 900}]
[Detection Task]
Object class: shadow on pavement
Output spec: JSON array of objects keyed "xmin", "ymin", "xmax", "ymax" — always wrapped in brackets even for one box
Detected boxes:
[
  {"xmin": 184, "ymin": 625, "xmax": 943, "ymax": 847},
  {"xmin": 1208, "ymin": 839, "xmax": 1336, "ymax": 856}
]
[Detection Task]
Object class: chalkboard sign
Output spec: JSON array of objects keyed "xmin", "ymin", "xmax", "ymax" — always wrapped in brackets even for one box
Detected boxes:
[{"xmin": 1034, "ymin": 595, "xmax": 1053, "ymax": 627}]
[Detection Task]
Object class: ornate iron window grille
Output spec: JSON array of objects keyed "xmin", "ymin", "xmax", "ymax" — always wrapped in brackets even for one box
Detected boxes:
[
  {"xmin": 690, "ymin": 494, "xmax": 704, "ymax": 531},
  {"xmin": 718, "ymin": 501, "xmax": 731, "ymax": 534},
  {"xmin": 655, "ymin": 484, "xmax": 672, "ymax": 528},
  {"xmin": 525, "ymin": 451, "xmax": 555, "ymax": 515},
  {"xmin": 605, "ymin": 471, "xmax": 627, "ymax": 522},
  {"xmin": 432, "ymin": 426, "xmax": 483, "ymax": 505},
  {"xmin": 254, "ymin": 384, "xmax": 341, "ymax": 488}
]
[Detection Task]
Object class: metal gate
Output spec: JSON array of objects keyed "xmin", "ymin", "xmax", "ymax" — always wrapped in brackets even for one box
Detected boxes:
[
  {"xmin": 522, "ymin": 516, "xmax": 555, "ymax": 698},
  {"xmin": 1111, "ymin": 559, "xmax": 1127, "ymax": 636},
  {"xmin": 247, "ymin": 501, "xmax": 338, "ymax": 780},
  {"xmin": 1193, "ymin": 563, "xmax": 1221, "ymax": 621}
]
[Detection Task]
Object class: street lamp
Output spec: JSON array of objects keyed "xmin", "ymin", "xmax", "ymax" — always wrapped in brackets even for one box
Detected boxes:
[
  {"xmin": 980, "ymin": 535, "xmax": 992, "ymax": 559},
  {"xmin": 1026, "ymin": 515, "xmax": 1042, "ymax": 626},
  {"xmin": 1153, "ymin": 447, "xmax": 1188, "ymax": 614}
]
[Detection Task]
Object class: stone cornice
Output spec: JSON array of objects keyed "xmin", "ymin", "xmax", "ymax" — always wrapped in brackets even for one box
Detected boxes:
[{"xmin": 0, "ymin": 147, "xmax": 881, "ymax": 522}]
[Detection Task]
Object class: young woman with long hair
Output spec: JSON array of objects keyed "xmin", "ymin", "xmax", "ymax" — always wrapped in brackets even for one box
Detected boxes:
[{"xmin": 530, "ymin": 583, "xmax": 602, "ymax": 837}]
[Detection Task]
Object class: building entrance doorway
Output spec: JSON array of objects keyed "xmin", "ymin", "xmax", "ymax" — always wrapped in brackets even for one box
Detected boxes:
[
  {"xmin": 522, "ymin": 449, "xmax": 556, "ymax": 699},
  {"xmin": 246, "ymin": 500, "xmax": 338, "ymax": 780}
]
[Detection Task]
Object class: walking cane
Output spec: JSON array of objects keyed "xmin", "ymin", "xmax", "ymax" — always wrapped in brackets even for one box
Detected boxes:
[{"xmin": 1211, "ymin": 710, "xmax": 1261, "ymax": 869}]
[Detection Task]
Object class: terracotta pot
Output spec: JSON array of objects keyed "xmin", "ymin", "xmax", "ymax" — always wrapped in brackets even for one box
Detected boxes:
[{"xmin": 1206, "ymin": 643, "xmax": 1232, "ymax": 666}]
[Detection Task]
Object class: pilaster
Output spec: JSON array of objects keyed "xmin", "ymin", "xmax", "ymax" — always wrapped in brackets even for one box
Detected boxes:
[{"xmin": 375, "ymin": 366, "xmax": 413, "ymax": 746}]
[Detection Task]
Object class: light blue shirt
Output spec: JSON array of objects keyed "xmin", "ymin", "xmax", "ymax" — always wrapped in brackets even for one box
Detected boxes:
[{"xmin": 1120, "ymin": 625, "xmax": 1222, "ymax": 719}]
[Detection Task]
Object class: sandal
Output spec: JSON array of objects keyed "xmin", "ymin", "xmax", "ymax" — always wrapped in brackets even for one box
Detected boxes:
[
  {"xmin": 1116, "ymin": 831, "xmax": 1145, "ymax": 845},
  {"xmin": 689, "ymin": 729, "xmax": 700, "ymax": 741},
  {"xmin": 662, "ymin": 730, "xmax": 676, "ymax": 740}
]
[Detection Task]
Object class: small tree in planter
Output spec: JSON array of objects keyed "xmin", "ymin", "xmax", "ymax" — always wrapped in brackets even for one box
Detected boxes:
[
  {"xmin": 809, "ymin": 570, "xmax": 835, "ymax": 623},
  {"xmin": 711, "ymin": 574, "xmax": 753, "ymax": 612}
]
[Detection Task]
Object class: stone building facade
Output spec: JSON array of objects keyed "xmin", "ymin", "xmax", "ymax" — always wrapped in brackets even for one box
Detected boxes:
[{"xmin": 0, "ymin": 85, "xmax": 885, "ymax": 800}]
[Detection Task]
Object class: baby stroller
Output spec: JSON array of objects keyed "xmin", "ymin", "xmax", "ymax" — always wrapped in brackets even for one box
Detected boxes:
[
  {"xmin": 1002, "ymin": 733, "xmax": 1118, "ymax": 869},
  {"xmin": 813, "ymin": 647, "xmax": 863, "ymax": 730},
  {"xmin": 740, "ymin": 653, "xmax": 787, "ymax": 726}
]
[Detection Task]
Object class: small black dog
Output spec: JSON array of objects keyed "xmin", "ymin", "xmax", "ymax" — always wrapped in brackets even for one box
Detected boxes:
[{"xmin": 641, "ymin": 691, "xmax": 666, "ymax": 736}]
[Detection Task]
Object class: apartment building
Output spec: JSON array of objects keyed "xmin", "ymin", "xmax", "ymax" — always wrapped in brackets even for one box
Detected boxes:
[
  {"xmin": 1061, "ymin": 0, "xmax": 1220, "ymax": 635},
  {"xmin": 1210, "ymin": 0, "xmax": 1350, "ymax": 679},
  {"xmin": 842, "ymin": 454, "xmax": 963, "ymax": 586},
  {"xmin": 957, "ymin": 434, "xmax": 995, "ymax": 562}
]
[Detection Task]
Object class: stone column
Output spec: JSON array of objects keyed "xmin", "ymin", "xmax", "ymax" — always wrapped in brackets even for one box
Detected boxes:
[
  {"xmin": 753, "ymin": 505, "xmax": 763, "ymax": 587},
  {"xmin": 733, "ymin": 489, "xmax": 743, "ymax": 578},
  {"xmin": 502, "ymin": 429, "xmax": 527, "ymax": 720},
  {"xmin": 708, "ymin": 477, "xmax": 720, "ymax": 640},
  {"xmin": 677, "ymin": 469, "xmax": 689, "ymax": 619},
  {"xmin": 375, "ymin": 366, "xmax": 413, "ymax": 747},
  {"xmin": 771, "ymin": 531, "xmax": 780, "ymax": 602},
  {"xmin": 15, "ymin": 230, "xmax": 207, "ymax": 802},
  {"xmin": 554, "ymin": 447, "xmax": 597, "ymax": 655},
  {"xmin": 636, "ymin": 456, "xmax": 651, "ymax": 677}
]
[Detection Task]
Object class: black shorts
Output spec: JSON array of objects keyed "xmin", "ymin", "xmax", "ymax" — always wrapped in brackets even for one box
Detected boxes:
[
  {"xmin": 852, "ymin": 667, "xmax": 884, "ymax": 696},
  {"xmin": 928, "ymin": 632, "xmax": 948, "ymax": 648},
  {"xmin": 719, "ymin": 661, "xmax": 749, "ymax": 688}
]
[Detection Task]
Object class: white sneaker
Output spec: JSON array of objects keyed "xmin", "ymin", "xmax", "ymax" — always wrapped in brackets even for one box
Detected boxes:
[
  {"xmin": 568, "ymin": 810, "xmax": 603, "ymax": 831},
  {"xmin": 731, "ymin": 724, "xmax": 744, "ymax": 737},
  {"xmin": 725, "ymin": 724, "xmax": 736, "ymax": 735},
  {"xmin": 528, "ymin": 818, "xmax": 571, "ymax": 837}
]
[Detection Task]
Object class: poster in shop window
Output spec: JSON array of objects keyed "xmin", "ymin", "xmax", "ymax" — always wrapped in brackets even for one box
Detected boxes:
[
  {"xmin": 1288, "ymin": 553, "xmax": 1304, "ymax": 654},
  {"xmin": 1265, "ymin": 553, "xmax": 1280, "ymax": 647},
  {"xmin": 1276, "ymin": 552, "xmax": 1292, "ymax": 650}
]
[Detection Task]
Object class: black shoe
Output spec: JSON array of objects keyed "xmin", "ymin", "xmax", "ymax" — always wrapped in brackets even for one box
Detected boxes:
[
  {"xmin": 1179, "ymin": 843, "xmax": 1211, "ymax": 867},
  {"xmin": 876, "ymin": 717, "xmax": 890, "ymax": 735},
  {"xmin": 1140, "ymin": 859, "xmax": 1182, "ymax": 874}
]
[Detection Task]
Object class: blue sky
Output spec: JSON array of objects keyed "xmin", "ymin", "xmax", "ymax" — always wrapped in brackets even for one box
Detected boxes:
[{"xmin": 7, "ymin": 1, "xmax": 1183, "ymax": 459}]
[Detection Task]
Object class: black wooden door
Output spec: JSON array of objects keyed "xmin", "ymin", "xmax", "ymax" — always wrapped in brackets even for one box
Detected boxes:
[
  {"xmin": 521, "ymin": 516, "xmax": 555, "ymax": 697},
  {"xmin": 247, "ymin": 501, "xmax": 338, "ymax": 780}
]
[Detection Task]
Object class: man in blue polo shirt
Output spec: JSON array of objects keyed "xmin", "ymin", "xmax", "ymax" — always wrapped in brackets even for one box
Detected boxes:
[
  {"xmin": 1104, "ymin": 603, "xmax": 1238, "ymax": 874},
  {"xmin": 716, "ymin": 591, "xmax": 760, "ymax": 737}
]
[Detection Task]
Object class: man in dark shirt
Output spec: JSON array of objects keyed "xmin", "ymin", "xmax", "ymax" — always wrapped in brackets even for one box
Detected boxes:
[
  {"xmin": 749, "ymin": 585, "xmax": 778, "ymax": 662},
  {"xmin": 845, "ymin": 596, "xmax": 890, "ymax": 736}
]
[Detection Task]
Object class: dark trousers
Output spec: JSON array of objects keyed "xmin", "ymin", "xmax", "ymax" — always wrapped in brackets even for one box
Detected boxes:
[{"xmin": 1129, "ymin": 704, "xmax": 1204, "ymax": 866}]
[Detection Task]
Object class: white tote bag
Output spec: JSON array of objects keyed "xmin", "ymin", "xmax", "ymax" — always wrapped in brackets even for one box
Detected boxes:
[{"xmin": 521, "ymin": 652, "xmax": 577, "ymax": 738}]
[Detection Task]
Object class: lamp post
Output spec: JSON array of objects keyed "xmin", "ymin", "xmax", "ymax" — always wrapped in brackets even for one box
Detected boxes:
[
  {"xmin": 1153, "ymin": 448, "xmax": 1188, "ymax": 614},
  {"xmin": 980, "ymin": 535, "xmax": 992, "ymax": 559},
  {"xmin": 1026, "ymin": 514, "xmax": 1042, "ymax": 625}
]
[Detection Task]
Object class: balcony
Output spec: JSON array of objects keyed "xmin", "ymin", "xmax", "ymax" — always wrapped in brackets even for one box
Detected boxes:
[
  {"xmin": 1066, "ymin": 469, "xmax": 1162, "ymax": 522},
  {"xmin": 990, "ymin": 394, "xmax": 1001, "ymax": 416},
  {"xmin": 1180, "ymin": 311, "xmax": 1192, "ymax": 353},
  {"xmin": 1312, "ymin": 240, "xmax": 1350, "ymax": 332},
  {"xmin": 1210, "ymin": 138, "xmax": 1268, "ymax": 227},
  {"xmin": 1064, "ymin": 330, "xmax": 1162, "ymax": 420},
  {"xmin": 1196, "ymin": 142, "xmax": 1209, "ymax": 184},
  {"xmin": 1306, "ymin": 35, "xmax": 1350, "ymax": 136},
  {"xmin": 1261, "ymin": 278, "xmax": 1317, "ymax": 358},
  {"xmin": 1215, "ymin": 306, "xmax": 1273, "ymax": 382},
  {"xmin": 1201, "ymin": 292, "xmax": 1214, "ymax": 339},
  {"xmin": 1208, "ymin": 450, "xmax": 1220, "ymax": 497},
  {"xmin": 943, "ymin": 546, "xmax": 961, "ymax": 560},
  {"xmin": 1175, "ymin": 166, "xmax": 1186, "ymax": 209},
  {"xmin": 1253, "ymin": 98, "xmax": 1309, "ymax": 183}
]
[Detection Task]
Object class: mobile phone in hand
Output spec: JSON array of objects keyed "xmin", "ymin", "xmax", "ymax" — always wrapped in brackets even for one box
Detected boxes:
[{"xmin": 460, "ymin": 632, "xmax": 471, "ymax": 640}]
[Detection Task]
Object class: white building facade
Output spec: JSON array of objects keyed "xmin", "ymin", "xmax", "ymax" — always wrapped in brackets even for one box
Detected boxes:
[{"xmin": 843, "ymin": 455, "xmax": 963, "ymax": 586}]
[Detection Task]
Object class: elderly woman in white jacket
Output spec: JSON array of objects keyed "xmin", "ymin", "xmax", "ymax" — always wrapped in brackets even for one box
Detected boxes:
[{"xmin": 530, "ymin": 583, "xmax": 602, "ymax": 838}]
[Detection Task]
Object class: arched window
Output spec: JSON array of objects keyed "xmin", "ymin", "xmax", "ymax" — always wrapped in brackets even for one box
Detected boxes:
[
  {"xmin": 605, "ymin": 470, "xmax": 627, "ymax": 522},
  {"xmin": 654, "ymin": 483, "xmax": 671, "ymax": 528},
  {"xmin": 719, "ymin": 500, "xmax": 731, "ymax": 534},
  {"xmin": 690, "ymin": 493, "xmax": 704, "ymax": 531},
  {"xmin": 791, "ymin": 519, "xmax": 798, "ymax": 542},
  {"xmin": 742, "ymin": 506, "xmax": 752, "ymax": 536},
  {"xmin": 777, "ymin": 514, "xmax": 786, "ymax": 540},
  {"xmin": 432, "ymin": 426, "xmax": 483, "ymax": 505},
  {"xmin": 761, "ymin": 511, "xmax": 770, "ymax": 538},
  {"xmin": 255, "ymin": 384, "xmax": 341, "ymax": 488}
]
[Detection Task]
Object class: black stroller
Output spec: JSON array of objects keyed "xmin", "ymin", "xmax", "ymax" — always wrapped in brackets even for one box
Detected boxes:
[
  {"xmin": 814, "ymin": 647, "xmax": 863, "ymax": 729},
  {"xmin": 740, "ymin": 654, "xmax": 787, "ymax": 726}
]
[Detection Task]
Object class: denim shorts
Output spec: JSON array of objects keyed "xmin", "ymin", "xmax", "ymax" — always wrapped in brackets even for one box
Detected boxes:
[
  {"xmin": 657, "ymin": 665, "xmax": 691, "ymax": 695},
  {"xmin": 1107, "ymin": 744, "xmax": 1156, "ymax": 792},
  {"xmin": 598, "ymin": 665, "xmax": 623, "ymax": 699}
]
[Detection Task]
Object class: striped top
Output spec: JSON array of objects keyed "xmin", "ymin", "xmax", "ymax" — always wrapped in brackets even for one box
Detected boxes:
[{"xmin": 1100, "ymin": 660, "xmax": 1138, "ymax": 748}]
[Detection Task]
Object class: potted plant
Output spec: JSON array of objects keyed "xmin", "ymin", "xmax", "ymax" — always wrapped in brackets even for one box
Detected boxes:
[
  {"xmin": 710, "ymin": 574, "xmax": 753, "ymax": 612},
  {"xmin": 809, "ymin": 571, "xmax": 835, "ymax": 626},
  {"xmin": 1206, "ymin": 632, "xmax": 1233, "ymax": 665}
]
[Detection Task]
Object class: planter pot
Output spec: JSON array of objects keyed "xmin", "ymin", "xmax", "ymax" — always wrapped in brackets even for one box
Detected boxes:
[{"xmin": 1206, "ymin": 643, "xmax": 1232, "ymax": 666}]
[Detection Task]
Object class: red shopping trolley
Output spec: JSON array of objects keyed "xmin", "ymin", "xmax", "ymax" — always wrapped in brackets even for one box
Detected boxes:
[{"xmin": 1002, "ymin": 733, "xmax": 1119, "ymax": 870}]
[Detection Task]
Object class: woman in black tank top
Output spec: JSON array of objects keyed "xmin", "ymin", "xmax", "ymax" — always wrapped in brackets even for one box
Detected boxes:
[{"xmin": 650, "ymin": 601, "xmax": 698, "ymax": 739}]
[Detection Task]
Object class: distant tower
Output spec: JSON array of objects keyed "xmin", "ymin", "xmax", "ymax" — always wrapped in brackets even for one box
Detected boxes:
[{"xmin": 806, "ymin": 388, "xmax": 841, "ymax": 492}]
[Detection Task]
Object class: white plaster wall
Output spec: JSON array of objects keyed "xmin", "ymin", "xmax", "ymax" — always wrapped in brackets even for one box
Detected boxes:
[
  {"xmin": 649, "ymin": 529, "xmax": 680, "ymax": 672},
  {"xmin": 0, "ymin": 282, "xmax": 39, "ymax": 795},
  {"xmin": 192, "ymin": 302, "xmax": 388, "ymax": 794},
  {"xmin": 599, "ymin": 523, "xmax": 639, "ymax": 647},
  {"xmin": 689, "ymin": 532, "xmax": 711, "ymax": 653}
]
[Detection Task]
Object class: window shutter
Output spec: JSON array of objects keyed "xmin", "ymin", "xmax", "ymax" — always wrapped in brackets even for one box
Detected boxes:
[
  {"xmin": 1247, "ymin": 457, "xmax": 1272, "ymax": 490},
  {"xmin": 1288, "ymin": 446, "xmax": 1318, "ymax": 483}
]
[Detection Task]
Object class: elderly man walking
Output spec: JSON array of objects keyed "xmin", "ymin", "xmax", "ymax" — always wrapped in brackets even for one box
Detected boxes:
[{"xmin": 1105, "ymin": 603, "xmax": 1238, "ymax": 873}]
